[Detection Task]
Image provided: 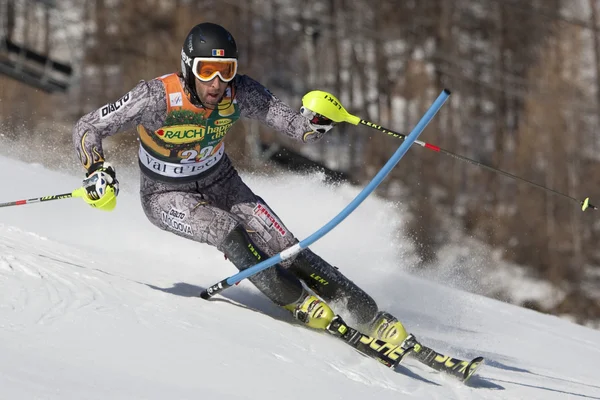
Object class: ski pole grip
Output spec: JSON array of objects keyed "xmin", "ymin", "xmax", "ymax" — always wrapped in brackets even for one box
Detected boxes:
[{"xmin": 200, "ymin": 279, "xmax": 232, "ymax": 299}]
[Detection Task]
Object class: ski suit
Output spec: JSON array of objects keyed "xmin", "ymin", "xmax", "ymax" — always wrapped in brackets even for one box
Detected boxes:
[{"xmin": 72, "ymin": 72, "xmax": 379, "ymax": 327}]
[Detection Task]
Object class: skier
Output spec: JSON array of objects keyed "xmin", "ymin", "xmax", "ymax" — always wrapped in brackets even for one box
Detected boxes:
[{"xmin": 73, "ymin": 22, "xmax": 409, "ymax": 346}]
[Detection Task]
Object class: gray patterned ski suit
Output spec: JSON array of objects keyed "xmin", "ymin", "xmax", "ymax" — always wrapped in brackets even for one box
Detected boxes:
[{"xmin": 73, "ymin": 73, "xmax": 379, "ymax": 327}]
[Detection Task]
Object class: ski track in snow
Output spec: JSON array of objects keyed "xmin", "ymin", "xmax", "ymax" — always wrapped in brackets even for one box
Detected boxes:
[
  {"xmin": 0, "ymin": 230, "xmax": 120, "ymax": 329},
  {"xmin": 0, "ymin": 156, "xmax": 599, "ymax": 399},
  {"xmin": 1, "ymin": 224, "xmax": 599, "ymax": 399}
]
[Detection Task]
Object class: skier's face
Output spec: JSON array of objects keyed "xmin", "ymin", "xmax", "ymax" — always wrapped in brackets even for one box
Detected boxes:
[{"xmin": 195, "ymin": 76, "xmax": 228, "ymax": 108}]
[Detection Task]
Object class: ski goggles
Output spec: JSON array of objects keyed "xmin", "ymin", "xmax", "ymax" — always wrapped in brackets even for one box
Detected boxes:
[{"xmin": 192, "ymin": 58, "xmax": 238, "ymax": 82}]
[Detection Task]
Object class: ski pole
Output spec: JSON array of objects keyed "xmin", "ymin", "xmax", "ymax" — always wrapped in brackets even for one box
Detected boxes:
[
  {"xmin": 200, "ymin": 89, "xmax": 451, "ymax": 299},
  {"xmin": 0, "ymin": 187, "xmax": 86, "ymax": 208},
  {"xmin": 302, "ymin": 90, "xmax": 596, "ymax": 212}
]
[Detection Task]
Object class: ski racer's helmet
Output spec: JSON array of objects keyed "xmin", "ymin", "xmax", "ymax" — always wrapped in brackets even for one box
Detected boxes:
[{"xmin": 181, "ymin": 23, "xmax": 238, "ymax": 103}]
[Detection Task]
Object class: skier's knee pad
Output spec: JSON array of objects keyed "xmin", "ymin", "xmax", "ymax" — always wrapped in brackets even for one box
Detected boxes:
[
  {"xmin": 219, "ymin": 225, "xmax": 303, "ymax": 306},
  {"xmin": 219, "ymin": 225, "xmax": 265, "ymax": 270}
]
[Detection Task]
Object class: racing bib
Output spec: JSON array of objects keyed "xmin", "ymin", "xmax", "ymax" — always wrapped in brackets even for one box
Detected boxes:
[{"xmin": 137, "ymin": 73, "xmax": 240, "ymax": 179}]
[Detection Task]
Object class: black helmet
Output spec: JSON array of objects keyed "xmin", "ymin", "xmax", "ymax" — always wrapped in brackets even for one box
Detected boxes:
[{"xmin": 181, "ymin": 23, "xmax": 238, "ymax": 102}]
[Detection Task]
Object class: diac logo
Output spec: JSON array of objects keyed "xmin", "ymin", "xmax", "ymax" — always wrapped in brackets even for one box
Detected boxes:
[
  {"xmin": 214, "ymin": 118, "xmax": 232, "ymax": 126},
  {"xmin": 155, "ymin": 124, "xmax": 205, "ymax": 144}
]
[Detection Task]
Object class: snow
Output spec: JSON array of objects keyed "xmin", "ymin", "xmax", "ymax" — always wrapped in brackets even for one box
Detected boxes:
[{"xmin": 0, "ymin": 155, "xmax": 599, "ymax": 400}]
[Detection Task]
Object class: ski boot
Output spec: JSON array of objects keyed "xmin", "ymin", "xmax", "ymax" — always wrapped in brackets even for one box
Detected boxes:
[
  {"xmin": 285, "ymin": 291, "xmax": 335, "ymax": 330},
  {"xmin": 369, "ymin": 311, "xmax": 409, "ymax": 346}
]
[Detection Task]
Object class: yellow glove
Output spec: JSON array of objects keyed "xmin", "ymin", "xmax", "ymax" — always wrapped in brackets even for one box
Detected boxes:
[{"xmin": 75, "ymin": 162, "xmax": 119, "ymax": 211}]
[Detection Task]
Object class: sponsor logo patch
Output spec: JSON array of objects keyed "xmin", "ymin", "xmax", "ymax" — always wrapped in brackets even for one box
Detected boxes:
[
  {"xmin": 139, "ymin": 144, "xmax": 225, "ymax": 179},
  {"xmin": 100, "ymin": 93, "xmax": 131, "ymax": 119},
  {"xmin": 155, "ymin": 125, "xmax": 206, "ymax": 144},
  {"xmin": 214, "ymin": 118, "xmax": 232, "ymax": 126},
  {"xmin": 167, "ymin": 208, "xmax": 186, "ymax": 220},
  {"xmin": 161, "ymin": 209, "xmax": 192, "ymax": 236},
  {"xmin": 253, "ymin": 204, "xmax": 287, "ymax": 237},
  {"xmin": 181, "ymin": 49, "xmax": 192, "ymax": 67},
  {"xmin": 207, "ymin": 122, "xmax": 232, "ymax": 140},
  {"xmin": 169, "ymin": 92, "xmax": 183, "ymax": 107}
]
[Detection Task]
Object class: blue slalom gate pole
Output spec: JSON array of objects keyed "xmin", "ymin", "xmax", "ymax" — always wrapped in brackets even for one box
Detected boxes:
[{"xmin": 201, "ymin": 89, "xmax": 451, "ymax": 299}]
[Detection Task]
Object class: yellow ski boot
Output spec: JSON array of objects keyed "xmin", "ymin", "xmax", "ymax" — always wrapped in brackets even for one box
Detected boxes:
[
  {"xmin": 285, "ymin": 292, "xmax": 335, "ymax": 330},
  {"xmin": 370, "ymin": 311, "xmax": 409, "ymax": 346}
]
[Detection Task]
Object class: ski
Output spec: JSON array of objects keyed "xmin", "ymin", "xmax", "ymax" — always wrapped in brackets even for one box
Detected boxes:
[
  {"xmin": 403, "ymin": 337, "xmax": 484, "ymax": 382},
  {"xmin": 206, "ymin": 295, "xmax": 484, "ymax": 383},
  {"xmin": 326, "ymin": 315, "xmax": 413, "ymax": 367},
  {"xmin": 326, "ymin": 315, "xmax": 483, "ymax": 383}
]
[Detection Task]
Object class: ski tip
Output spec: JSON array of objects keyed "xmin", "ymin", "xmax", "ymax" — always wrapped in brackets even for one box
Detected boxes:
[{"xmin": 463, "ymin": 356, "xmax": 484, "ymax": 383}]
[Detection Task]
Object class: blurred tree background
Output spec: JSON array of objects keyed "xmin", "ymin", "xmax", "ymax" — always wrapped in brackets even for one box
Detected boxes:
[{"xmin": 1, "ymin": 0, "xmax": 599, "ymax": 325}]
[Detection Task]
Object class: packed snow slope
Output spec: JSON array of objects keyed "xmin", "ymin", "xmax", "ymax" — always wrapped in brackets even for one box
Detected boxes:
[{"xmin": 0, "ymin": 155, "xmax": 599, "ymax": 400}]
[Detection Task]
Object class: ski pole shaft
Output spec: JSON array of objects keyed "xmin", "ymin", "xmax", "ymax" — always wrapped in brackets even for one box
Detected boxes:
[
  {"xmin": 0, "ymin": 188, "xmax": 85, "ymax": 208},
  {"xmin": 360, "ymin": 122, "xmax": 597, "ymax": 212},
  {"xmin": 302, "ymin": 90, "xmax": 596, "ymax": 212},
  {"xmin": 200, "ymin": 89, "xmax": 451, "ymax": 299}
]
